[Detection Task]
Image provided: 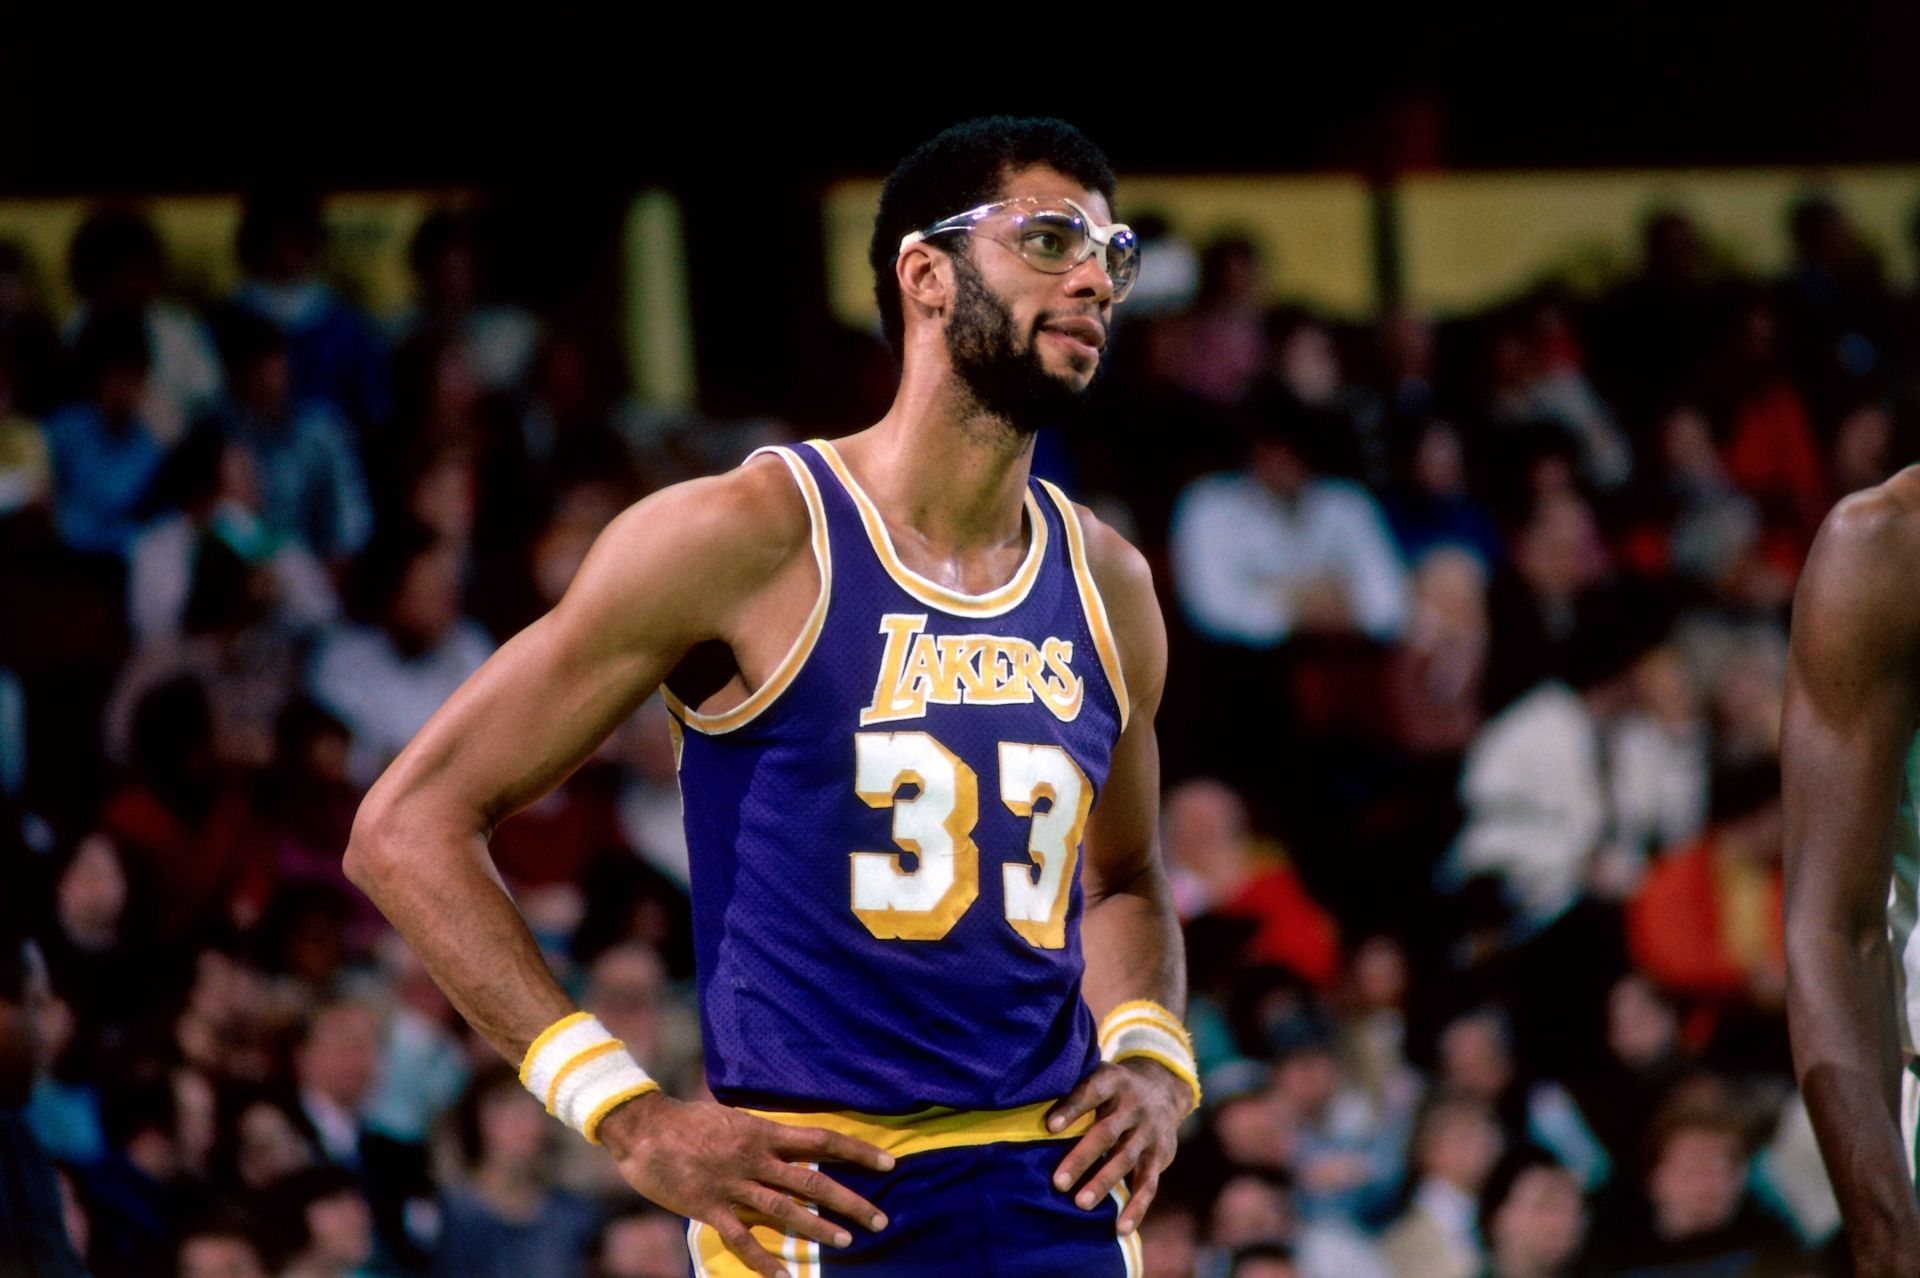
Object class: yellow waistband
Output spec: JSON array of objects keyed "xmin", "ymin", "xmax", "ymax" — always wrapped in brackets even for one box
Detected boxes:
[{"xmin": 740, "ymin": 1098, "xmax": 1095, "ymax": 1159}]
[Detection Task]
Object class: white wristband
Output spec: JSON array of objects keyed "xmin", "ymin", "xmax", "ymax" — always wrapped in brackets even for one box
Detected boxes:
[
  {"xmin": 1098, "ymin": 1000, "xmax": 1202, "ymax": 1114},
  {"xmin": 520, "ymin": 1012, "xmax": 659, "ymax": 1144}
]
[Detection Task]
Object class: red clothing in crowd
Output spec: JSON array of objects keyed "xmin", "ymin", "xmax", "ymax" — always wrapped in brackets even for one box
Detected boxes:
[
  {"xmin": 1219, "ymin": 858, "xmax": 1343, "ymax": 988},
  {"xmin": 1626, "ymin": 834, "xmax": 1783, "ymax": 1000}
]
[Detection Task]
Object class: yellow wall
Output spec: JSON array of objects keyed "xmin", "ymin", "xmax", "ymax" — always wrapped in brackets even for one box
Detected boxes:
[
  {"xmin": 1399, "ymin": 166, "xmax": 1920, "ymax": 314},
  {"xmin": 823, "ymin": 174, "xmax": 1381, "ymax": 326},
  {"xmin": 0, "ymin": 192, "xmax": 451, "ymax": 321}
]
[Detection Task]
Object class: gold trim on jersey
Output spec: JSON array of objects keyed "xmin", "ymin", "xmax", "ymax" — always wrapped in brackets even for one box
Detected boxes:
[
  {"xmin": 807, "ymin": 437, "xmax": 1048, "ymax": 619},
  {"xmin": 664, "ymin": 445, "xmax": 832, "ymax": 736},
  {"xmin": 687, "ymin": 1215, "xmax": 820, "ymax": 1278},
  {"xmin": 740, "ymin": 1098, "xmax": 1096, "ymax": 1159},
  {"xmin": 1037, "ymin": 480, "xmax": 1131, "ymax": 733}
]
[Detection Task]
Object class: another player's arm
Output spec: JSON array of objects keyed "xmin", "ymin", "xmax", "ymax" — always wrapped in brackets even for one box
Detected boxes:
[
  {"xmin": 1783, "ymin": 474, "xmax": 1920, "ymax": 1278},
  {"xmin": 344, "ymin": 461, "xmax": 890, "ymax": 1278},
  {"xmin": 1044, "ymin": 509, "xmax": 1189, "ymax": 1234}
]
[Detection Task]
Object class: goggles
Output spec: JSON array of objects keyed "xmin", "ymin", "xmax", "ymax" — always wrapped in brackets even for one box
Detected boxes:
[{"xmin": 898, "ymin": 195, "xmax": 1139, "ymax": 302}]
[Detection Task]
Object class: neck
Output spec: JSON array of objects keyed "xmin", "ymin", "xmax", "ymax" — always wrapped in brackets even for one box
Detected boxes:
[{"xmin": 848, "ymin": 358, "xmax": 1037, "ymax": 556}]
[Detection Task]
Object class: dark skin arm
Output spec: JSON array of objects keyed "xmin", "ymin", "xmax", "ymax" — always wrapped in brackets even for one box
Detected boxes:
[
  {"xmin": 1042, "ymin": 508, "xmax": 1191, "ymax": 1236},
  {"xmin": 345, "ymin": 459, "xmax": 891, "ymax": 1278},
  {"xmin": 1784, "ymin": 469, "xmax": 1920, "ymax": 1278}
]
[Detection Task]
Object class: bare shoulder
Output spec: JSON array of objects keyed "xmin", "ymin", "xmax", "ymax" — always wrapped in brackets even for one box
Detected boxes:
[
  {"xmin": 553, "ymin": 451, "xmax": 813, "ymax": 648},
  {"xmin": 1792, "ymin": 468, "xmax": 1920, "ymax": 695},
  {"xmin": 1066, "ymin": 498, "xmax": 1167, "ymax": 709}
]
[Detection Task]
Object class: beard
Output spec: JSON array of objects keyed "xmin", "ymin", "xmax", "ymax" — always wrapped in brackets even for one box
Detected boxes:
[{"xmin": 944, "ymin": 253, "xmax": 1098, "ymax": 435}]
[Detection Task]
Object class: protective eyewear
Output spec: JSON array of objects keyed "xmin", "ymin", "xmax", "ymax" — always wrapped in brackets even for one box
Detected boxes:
[{"xmin": 898, "ymin": 195, "xmax": 1139, "ymax": 302}]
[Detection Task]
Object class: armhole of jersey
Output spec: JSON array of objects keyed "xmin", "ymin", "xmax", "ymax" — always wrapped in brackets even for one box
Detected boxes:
[
  {"xmin": 1038, "ymin": 480, "xmax": 1131, "ymax": 734},
  {"xmin": 660, "ymin": 445, "xmax": 832, "ymax": 736}
]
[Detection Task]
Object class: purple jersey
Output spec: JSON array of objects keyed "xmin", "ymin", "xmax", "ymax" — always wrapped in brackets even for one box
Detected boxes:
[{"xmin": 662, "ymin": 438, "xmax": 1130, "ymax": 1114}]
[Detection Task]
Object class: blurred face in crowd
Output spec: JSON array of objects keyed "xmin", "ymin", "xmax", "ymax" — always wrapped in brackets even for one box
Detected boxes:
[
  {"xmin": 1249, "ymin": 437, "xmax": 1311, "ymax": 498},
  {"xmin": 1162, "ymin": 778, "xmax": 1249, "ymax": 882},
  {"xmin": 1210, "ymin": 1173, "xmax": 1292, "ymax": 1250},
  {"xmin": 598, "ymin": 1211, "xmax": 694, "ymax": 1278},
  {"xmin": 1276, "ymin": 321, "xmax": 1339, "ymax": 406},
  {"xmin": 1607, "ymin": 974, "xmax": 1679, "ymax": 1069},
  {"xmin": 589, "ymin": 943, "xmax": 665, "ymax": 1059},
  {"xmin": 1213, "ymin": 1085, "xmax": 1299, "ymax": 1170},
  {"xmin": 1834, "ymin": 402, "xmax": 1895, "ymax": 494},
  {"xmin": 1349, "ymin": 935, "xmax": 1409, "ymax": 1013},
  {"xmin": 1231, "ymin": 1258, "xmax": 1300, "ymax": 1278},
  {"xmin": 304, "ymin": 1188, "xmax": 375, "ymax": 1269},
  {"xmin": 297, "ymin": 1002, "xmax": 382, "ymax": 1110},
  {"xmin": 478, "ymin": 1081, "xmax": 549, "ymax": 1169},
  {"xmin": 1418, "ymin": 1101, "xmax": 1503, "ymax": 1190},
  {"xmin": 387, "ymin": 543, "xmax": 464, "ymax": 653},
  {"xmin": 1514, "ymin": 493, "xmax": 1604, "ymax": 600},
  {"xmin": 1440, "ymin": 1013, "xmax": 1514, "ymax": 1100},
  {"xmin": 1412, "ymin": 420, "xmax": 1468, "ymax": 496},
  {"xmin": 1410, "ymin": 548, "xmax": 1487, "ymax": 639},
  {"xmin": 1273, "ymin": 1046, "xmax": 1341, "ymax": 1117},
  {"xmin": 1631, "ymin": 646, "xmax": 1699, "ymax": 729},
  {"xmin": 237, "ymin": 1100, "xmax": 314, "ymax": 1189},
  {"xmin": 408, "ymin": 451, "xmax": 478, "ymax": 544},
  {"xmin": 1490, "ymin": 1165, "xmax": 1586, "ymax": 1275},
  {"xmin": 1139, "ymin": 1202, "xmax": 1199, "ymax": 1278},
  {"xmin": 179, "ymin": 1233, "xmax": 270, "ymax": 1278},
  {"xmin": 1649, "ymin": 1126, "xmax": 1746, "ymax": 1239},
  {"xmin": 57, "ymin": 833, "xmax": 127, "ymax": 946},
  {"xmin": 1660, "ymin": 407, "xmax": 1723, "ymax": 485}
]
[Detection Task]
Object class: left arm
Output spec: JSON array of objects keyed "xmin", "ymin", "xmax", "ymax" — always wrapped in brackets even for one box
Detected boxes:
[{"xmin": 1043, "ymin": 507, "xmax": 1190, "ymax": 1235}]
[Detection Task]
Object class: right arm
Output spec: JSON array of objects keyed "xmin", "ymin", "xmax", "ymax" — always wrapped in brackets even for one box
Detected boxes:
[
  {"xmin": 1783, "ymin": 474, "xmax": 1920, "ymax": 1277},
  {"xmin": 344, "ymin": 458, "xmax": 890, "ymax": 1278}
]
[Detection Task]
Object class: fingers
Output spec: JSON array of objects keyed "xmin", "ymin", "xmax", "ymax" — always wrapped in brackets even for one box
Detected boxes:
[
  {"xmin": 708, "ymin": 1212, "xmax": 793, "ymax": 1278},
  {"xmin": 734, "ymin": 1183, "xmax": 855, "ymax": 1250},
  {"xmin": 1045, "ymin": 1065, "xmax": 1120, "ymax": 1134},
  {"xmin": 1116, "ymin": 1160, "xmax": 1163, "ymax": 1235},
  {"xmin": 775, "ymin": 1123, "xmax": 898, "ymax": 1174},
  {"xmin": 759, "ymin": 1159, "xmax": 889, "ymax": 1233},
  {"xmin": 1077, "ymin": 1130, "xmax": 1151, "ymax": 1211},
  {"xmin": 1052, "ymin": 1110, "xmax": 1132, "ymax": 1198}
]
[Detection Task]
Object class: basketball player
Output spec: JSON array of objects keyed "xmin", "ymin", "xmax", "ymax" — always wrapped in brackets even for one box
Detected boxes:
[
  {"xmin": 1784, "ymin": 467, "xmax": 1920, "ymax": 1276},
  {"xmin": 345, "ymin": 117, "xmax": 1195, "ymax": 1277}
]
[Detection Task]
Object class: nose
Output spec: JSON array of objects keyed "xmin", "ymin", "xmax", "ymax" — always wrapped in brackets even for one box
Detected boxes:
[{"xmin": 1064, "ymin": 249, "xmax": 1115, "ymax": 307}]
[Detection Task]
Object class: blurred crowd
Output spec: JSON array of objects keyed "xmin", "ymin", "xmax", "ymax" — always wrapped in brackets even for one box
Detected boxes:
[{"xmin": 0, "ymin": 185, "xmax": 1910, "ymax": 1277}]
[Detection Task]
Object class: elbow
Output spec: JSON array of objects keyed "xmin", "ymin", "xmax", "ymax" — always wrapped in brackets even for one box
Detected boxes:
[{"xmin": 343, "ymin": 789, "xmax": 405, "ymax": 895}]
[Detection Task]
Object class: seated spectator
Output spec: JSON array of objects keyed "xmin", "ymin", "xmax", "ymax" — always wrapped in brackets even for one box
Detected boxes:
[
  {"xmin": 260, "ymin": 1165, "xmax": 376, "ymax": 1278},
  {"xmin": 1386, "ymin": 547, "xmax": 1489, "ymax": 758},
  {"xmin": 1487, "ymin": 293, "xmax": 1632, "ymax": 490},
  {"xmin": 0, "ymin": 920, "xmax": 89, "ymax": 1278},
  {"xmin": 211, "ymin": 312, "xmax": 374, "ymax": 563},
  {"xmin": 1207, "ymin": 1166, "xmax": 1391, "ymax": 1278},
  {"xmin": 65, "ymin": 207, "xmax": 224, "ymax": 444},
  {"xmin": 1589, "ymin": 1097, "xmax": 1804, "ymax": 1276},
  {"xmin": 1381, "ymin": 419, "xmax": 1504, "ymax": 573},
  {"xmin": 1163, "ymin": 779, "xmax": 1340, "ymax": 987},
  {"xmin": 591, "ymin": 1206, "xmax": 695, "ymax": 1278},
  {"xmin": 1480, "ymin": 491, "xmax": 1611, "ymax": 713},
  {"xmin": 38, "ymin": 831, "xmax": 153, "ymax": 1075},
  {"xmin": 1378, "ymin": 1089, "xmax": 1504, "ymax": 1278},
  {"xmin": 1170, "ymin": 396, "xmax": 1409, "ymax": 648},
  {"xmin": 176, "ymin": 1213, "xmax": 273, "ymax": 1278},
  {"xmin": 126, "ymin": 423, "xmax": 338, "ymax": 644},
  {"xmin": 391, "ymin": 209, "xmax": 541, "ymax": 395},
  {"xmin": 44, "ymin": 309, "xmax": 165, "ymax": 561},
  {"xmin": 1570, "ymin": 974, "xmax": 1693, "ymax": 1169},
  {"xmin": 1136, "ymin": 1196, "xmax": 1201, "ymax": 1278},
  {"xmin": 102, "ymin": 676, "xmax": 275, "ymax": 943},
  {"xmin": 208, "ymin": 1088, "xmax": 317, "ymax": 1199},
  {"xmin": 1269, "ymin": 1019, "xmax": 1409, "ymax": 1228},
  {"xmin": 215, "ymin": 191, "xmax": 387, "ymax": 433},
  {"xmin": 1476, "ymin": 1145, "xmax": 1588, "ymax": 1278},
  {"xmin": 1626, "ymin": 759, "xmax": 1785, "ymax": 1062},
  {"xmin": 294, "ymin": 999, "xmax": 383, "ymax": 1170},
  {"xmin": 307, "ymin": 522, "xmax": 494, "ymax": 786},
  {"xmin": 1436, "ymin": 1009, "xmax": 1608, "ymax": 1190},
  {"xmin": 430, "ymin": 1064, "xmax": 600, "ymax": 1278},
  {"xmin": 1607, "ymin": 644, "xmax": 1709, "ymax": 867}
]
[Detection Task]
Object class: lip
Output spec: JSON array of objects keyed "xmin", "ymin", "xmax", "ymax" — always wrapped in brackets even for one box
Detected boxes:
[{"xmin": 1042, "ymin": 319, "xmax": 1106, "ymax": 352}]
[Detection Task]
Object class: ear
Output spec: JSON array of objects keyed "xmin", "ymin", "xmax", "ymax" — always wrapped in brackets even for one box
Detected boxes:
[{"xmin": 896, "ymin": 242, "xmax": 954, "ymax": 324}]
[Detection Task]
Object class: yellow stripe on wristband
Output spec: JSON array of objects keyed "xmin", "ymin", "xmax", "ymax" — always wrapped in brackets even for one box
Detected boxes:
[
  {"xmin": 546, "ymin": 1039, "xmax": 626, "ymax": 1115},
  {"xmin": 1098, "ymin": 1008, "xmax": 1190, "ymax": 1048},
  {"xmin": 1109, "ymin": 1045, "xmax": 1204, "ymax": 1113},
  {"xmin": 520, "ymin": 1011, "xmax": 594, "ymax": 1086},
  {"xmin": 583, "ymin": 1080, "xmax": 661, "ymax": 1145}
]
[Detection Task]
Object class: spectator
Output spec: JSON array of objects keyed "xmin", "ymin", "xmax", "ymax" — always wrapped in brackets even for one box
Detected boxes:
[
  {"xmin": 1378, "ymin": 1089, "xmax": 1504, "ymax": 1278},
  {"xmin": 1570, "ymin": 974, "xmax": 1692, "ymax": 1169},
  {"xmin": 65, "ymin": 207, "xmax": 225, "ymax": 443},
  {"xmin": 1590, "ymin": 1098, "xmax": 1804, "ymax": 1276},
  {"xmin": 1606, "ymin": 643, "xmax": 1709, "ymax": 867},
  {"xmin": 211, "ymin": 312, "xmax": 374, "ymax": 563},
  {"xmin": 1436, "ymin": 1010, "xmax": 1608, "ymax": 1191},
  {"xmin": 392, "ymin": 209, "xmax": 540, "ymax": 394},
  {"xmin": 1382, "ymin": 419, "xmax": 1504, "ymax": 574},
  {"xmin": 591, "ymin": 1206, "xmax": 693, "ymax": 1278},
  {"xmin": 1164, "ymin": 779, "xmax": 1341, "ymax": 987},
  {"xmin": 0, "ymin": 918, "xmax": 89, "ymax": 1277},
  {"xmin": 1207, "ymin": 1166, "xmax": 1391, "ymax": 1278},
  {"xmin": 1476, "ymin": 1145, "xmax": 1587, "ymax": 1278},
  {"xmin": 429, "ymin": 1064, "xmax": 600, "ymax": 1278},
  {"xmin": 1137, "ymin": 1196, "xmax": 1201, "ymax": 1278},
  {"xmin": 261, "ymin": 1165, "xmax": 376, "ymax": 1278},
  {"xmin": 44, "ymin": 309, "xmax": 166, "ymax": 560},
  {"xmin": 307, "ymin": 522, "xmax": 494, "ymax": 785},
  {"xmin": 1171, "ymin": 398, "xmax": 1409, "ymax": 647},
  {"xmin": 294, "ymin": 999, "xmax": 383, "ymax": 1170},
  {"xmin": 1229, "ymin": 1242, "xmax": 1302, "ymax": 1278},
  {"xmin": 1387, "ymin": 547, "xmax": 1490, "ymax": 758},
  {"xmin": 216, "ymin": 191, "xmax": 388, "ymax": 433},
  {"xmin": 176, "ymin": 1214, "xmax": 273, "ymax": 1278},
  {"xmin": 1480, "ymin": 492, "xmax": 1611, "ymax": 713},
  {"xmin": 1487, "ymin": 294, "xmax": 1632, "ymax": 491}
]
